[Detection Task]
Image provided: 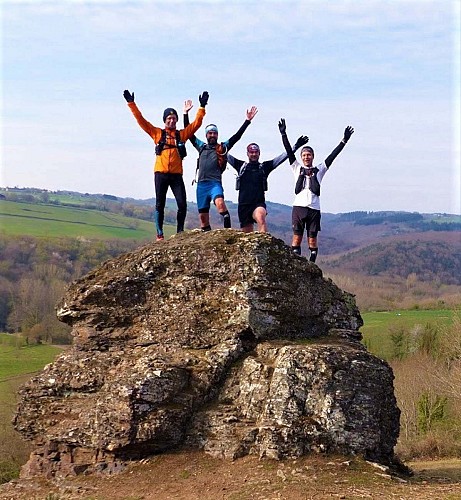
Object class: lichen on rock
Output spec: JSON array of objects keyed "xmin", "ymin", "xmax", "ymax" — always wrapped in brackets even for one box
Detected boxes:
[{"xmin": 14, "ymin": 230, "xmax": 399, "ymax": 478}]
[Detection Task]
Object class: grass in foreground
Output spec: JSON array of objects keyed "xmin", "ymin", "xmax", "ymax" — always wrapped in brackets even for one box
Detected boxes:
[
  {"xmin": 0, "ymin": 334, "xmax": 64, "ymax": 480},
  {"xmin": 0, "ymin": 334, "xmax": 62, "ymax": 380}
]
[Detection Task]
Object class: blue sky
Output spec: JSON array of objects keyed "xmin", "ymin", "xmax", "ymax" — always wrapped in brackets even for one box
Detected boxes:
[{"xmin": 2, "ymin": 0, "xmax": 460, "ymax": 214}]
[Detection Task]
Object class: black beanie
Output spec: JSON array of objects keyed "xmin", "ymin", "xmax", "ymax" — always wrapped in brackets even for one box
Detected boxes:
[{"xmin": 163, "ymin": 108, "xmax": 178, "ymax": 122}]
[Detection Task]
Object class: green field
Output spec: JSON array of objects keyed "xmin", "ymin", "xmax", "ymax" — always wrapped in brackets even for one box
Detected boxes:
[
  {"xmin": 0, "ymin": 335, "xmax": 63, "ymax": 478},
  {"xmin": 361, "ymin": 309, "xmax": 454, "ymax": 360},
  {"xmin": 0, "ymin": 334, "xmax": 63, "ymax": 380},
  {"xmin": 0, "ymin": 199, "xmax": 163, "ymax": 240}
]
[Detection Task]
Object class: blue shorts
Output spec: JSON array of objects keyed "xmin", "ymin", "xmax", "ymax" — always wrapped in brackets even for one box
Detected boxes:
[{"xmin": 196, "ymin": 180, "xmax": 224, "ymax": 213}]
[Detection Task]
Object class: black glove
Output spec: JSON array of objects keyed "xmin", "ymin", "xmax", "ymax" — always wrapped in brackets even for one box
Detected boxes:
[
  {"xmin": 343, "ymin": 126, "xmax": 354, "ymax": 143},
  {"xmin": 199, "ymin": 91, "xmax": 209, "ymax": 107},
  {"xmin": 294, "ymin": 135, "xmax": 309, "ymax": 150},
  {"xmin": 278, "ymin": 118, "xmax": 286, "ymax": 135},
  {"xmin": 123, "ymin": 90, "xmax": 135, "ymax": 103}
]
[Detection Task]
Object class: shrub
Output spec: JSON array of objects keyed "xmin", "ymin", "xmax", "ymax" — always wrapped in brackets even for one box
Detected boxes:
[
  {"xmin": 390, "ymin": 326, "xmax": 409, "ymax": 360},
  {"xmin": 0, "ymin": 460, "xmax": 20, "ymax": 484},
  {"xmin": 416, "ymin": 323, "xmax": 439, "ymax": 357},
  {"xmin": 417, "ymin": 392, "xmax": 448, "ymax": 434}
]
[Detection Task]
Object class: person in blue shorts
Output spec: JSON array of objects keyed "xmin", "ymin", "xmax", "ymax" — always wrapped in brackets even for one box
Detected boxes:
[{"xmin": 184, "ymin": 101, "xmax": 258, "ymax": 231}]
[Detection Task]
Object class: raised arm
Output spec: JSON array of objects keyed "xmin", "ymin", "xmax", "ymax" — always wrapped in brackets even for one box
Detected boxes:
[
  {"xmin": 266, "ymin": 132, "xmax": 310, "ymax": 174},
  {"xmin": 278, "ymin": 119, "xmax": 309, "ymax": 164},
  {"xmin": 325, "ymin": 126, "xmax": 354, "ymax": 168},
  {"xmin": 123, "ymin": 89, "xmax": 159, "ymax": 137},
  {"xmin": 278, "ymin": 118, "xmax": 296, "ymax": 164},
  {"xmin": 183, "ymin": 99, "xmax": 200, "ymax": 148},
  {"xmin": 226, "ymin": 153, "xmax": 245, "ymax": 173},
  {"xmin": 226, "ymin": 106, "xmax": 258, "ymax": 151},
  {"xmin": 181, "ymin": 91, "xmax": 209, "ymax": 142},
  {"xmin": 183, "ymin": 99, "xmax": 193, "ymax": 127}
]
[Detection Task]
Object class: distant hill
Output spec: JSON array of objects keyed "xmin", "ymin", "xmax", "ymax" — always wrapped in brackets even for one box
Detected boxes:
[
  {"xmin": 1, "ymin": 186, "xmax": 460, "ymax": 287},
  {"xmin": 207, "ymin": 203, "xmax": 461, "ymax": 255},
  {"xmin": 322, "ymin": 235, "xmax": 461, "ymax": 285},
  {"xmin": 1, "ymin": 186, "xmax": 460, "ymax": 322}
]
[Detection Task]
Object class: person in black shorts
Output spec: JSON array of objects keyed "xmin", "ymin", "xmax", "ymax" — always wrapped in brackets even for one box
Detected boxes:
[
  {"xmin": 278, "ymin": 118, "xmax": 354, "ymax": 262},
  {"xmin": 227, "ymin": 135, "xmax": 308, "ymax": 233}
]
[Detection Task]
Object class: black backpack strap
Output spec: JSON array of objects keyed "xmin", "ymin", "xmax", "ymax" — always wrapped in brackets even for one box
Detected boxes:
[
  {"xmin": 295, "ymin": 168, "xmax": 306, "ymax": 195},
  {"xmin": 192, "ymin": 143, "xmax": 207, "ymax": 185},
  {"xmin": 309, "ymin": 167, "xmax": 321, "ymax": 196},
  {"xmin": 175, "ymin": 130, "xmax": 187, "ymax": 159},
  {"xmin": 259, "ymin": 163, "xmax": 268, "ymax": 191},
  {"xmin": 155, "ymin": 129, "xmax": 167, "ymax": 155},
  {"xmin": 235, "ymin": 161, "xmax": 247, "ymax": 190}
]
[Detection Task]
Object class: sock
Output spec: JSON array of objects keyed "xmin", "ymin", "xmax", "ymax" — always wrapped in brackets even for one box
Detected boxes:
[
  {"xmin": 309, "ymin": 247, "xmax": 318, "ymax": 262},
  {"xmin": 201, "ymin": 225, "xmax": 211, "ymax": 232},
  {"xmin": 220, "ymin": 211, "xmax": 231, "ymax": 228},
  {"xmin": 292, "ymin": 246, "xmax": 301, "ymax": 255}
]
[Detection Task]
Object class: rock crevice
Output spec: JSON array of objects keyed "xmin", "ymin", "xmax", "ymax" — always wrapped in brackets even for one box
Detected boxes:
[{"xmin": 14, "ymin": 230, "xmax": 399, "ymax": 478}]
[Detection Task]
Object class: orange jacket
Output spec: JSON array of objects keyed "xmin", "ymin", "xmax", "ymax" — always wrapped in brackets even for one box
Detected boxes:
[{"xmin": 127, "ymin": 102, "xmax": 206, "ymax": 174}]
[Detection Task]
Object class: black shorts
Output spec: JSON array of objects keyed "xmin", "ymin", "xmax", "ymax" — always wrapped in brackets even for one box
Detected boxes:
[
  {"xmin": 238, "ymin": 203, "xmax": 266, "ymax": 227},
  {"xmin": 292, "ymin": 206, "xmax": 321, "ymax": 237}
]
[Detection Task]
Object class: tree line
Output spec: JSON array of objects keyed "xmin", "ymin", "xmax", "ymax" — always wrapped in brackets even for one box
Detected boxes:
[
  {"xmin": 0, "ymin": 235, "xmax": 141, "ymax": 343},
  {"xmin": 325, "ymin": 240, "xmax": 461, "ymax": 286}
]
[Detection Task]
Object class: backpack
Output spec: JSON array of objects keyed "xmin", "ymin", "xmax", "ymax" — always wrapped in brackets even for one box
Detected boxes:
[
  {"xmin": 155, "ymin": 129, "xmax": 187, "ymax": 159},
  {"xmin": 235, "ymin": 162, "xmax": 267, "ymax": 191},
  {"xmin": 192, "ymin": 142, "xmax": 228, "ymax": 185}
]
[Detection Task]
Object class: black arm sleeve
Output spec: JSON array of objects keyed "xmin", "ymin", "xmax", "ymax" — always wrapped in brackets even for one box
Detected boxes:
[
  {"xmin": 281, "ymin": 133, "xmax": 296, "ymax": 165},
  {"xmin": 183, "ymin": 112, "xmax": 197, "ymax": 144},
  {"xmin": 226, "ymin": 119, "xmax": 251, "ymax": 151},
  {"xmin": 325, "ymin": 141, "xmax": 345, "ymax": 168}
]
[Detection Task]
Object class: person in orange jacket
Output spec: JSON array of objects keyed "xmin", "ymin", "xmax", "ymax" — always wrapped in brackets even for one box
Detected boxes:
[{"xmin": 123, "ymin": 89, "xmax": 208, "ymax": 240}]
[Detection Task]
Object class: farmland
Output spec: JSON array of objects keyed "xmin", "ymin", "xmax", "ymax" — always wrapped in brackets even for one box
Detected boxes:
[{"xmin": 0, "ymin": 199, "xmax": 158, "ymax": 240}]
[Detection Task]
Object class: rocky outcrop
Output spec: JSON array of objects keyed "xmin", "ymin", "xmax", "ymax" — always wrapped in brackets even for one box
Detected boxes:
[{"xmin": 13, "ymin": 230, "xmax": 399, "ymax": 478}]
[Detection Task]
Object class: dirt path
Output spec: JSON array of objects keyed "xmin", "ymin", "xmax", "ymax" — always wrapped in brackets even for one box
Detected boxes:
[{"xmin": 1, "ymin": 452, "xmax": 460, "ymax": 499}]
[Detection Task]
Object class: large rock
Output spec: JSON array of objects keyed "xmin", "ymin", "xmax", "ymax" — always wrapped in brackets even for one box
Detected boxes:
[{"xmin": 13, "ymin": 230, "xmax": 399, "ymax": 478}]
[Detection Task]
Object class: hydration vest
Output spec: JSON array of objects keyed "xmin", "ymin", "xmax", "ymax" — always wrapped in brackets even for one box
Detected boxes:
[
  {"xmin": 192, "ymin": 143, "xmax": 228, "ymax": 185},
  {"xmin": 295, "ymin": 167, "xmax": 320, "ymax": 196},
  {"xmin": 155, "ymin": 129, "xmax": 187, "ymax": 159},
  {"xmin": 198, "ymin": 142, "xmax": 228, "ymax": 172},
  {"xmin": 235, "ymin": 162, "xmax": 267, "ymax": 191}
]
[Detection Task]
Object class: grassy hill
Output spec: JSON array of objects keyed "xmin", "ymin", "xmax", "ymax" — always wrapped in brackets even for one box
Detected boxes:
[
  {"xmin": 0, "ymin": 199, "xmax": 158, "ymax": 240},
  {"xmin": 361, "ymin": 309, "xmax": 454, "ymax": 359},
  {"xmin": 2, "ymin": 187, "xmax": 460, "ymax": 246}
]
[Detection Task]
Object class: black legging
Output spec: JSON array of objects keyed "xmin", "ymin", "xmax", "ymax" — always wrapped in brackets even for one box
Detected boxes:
[{"xmin": 154, "ymin": 172, "xmax": 187, "ymax": 235}]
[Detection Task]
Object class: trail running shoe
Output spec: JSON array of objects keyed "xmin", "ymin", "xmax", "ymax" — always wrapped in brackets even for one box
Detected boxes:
[{"xmin": 156, "ymin": 234, "xmax": 165, "ymax": 241}]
